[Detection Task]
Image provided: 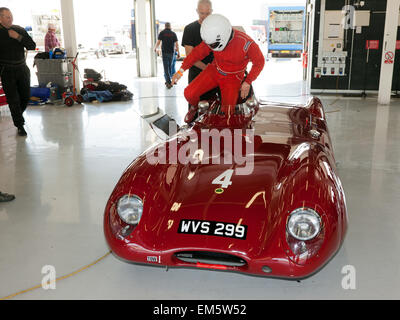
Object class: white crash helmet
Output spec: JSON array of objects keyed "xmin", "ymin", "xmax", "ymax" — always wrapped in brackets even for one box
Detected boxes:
[{"xmin": 200, "ymin": 14, "xmax": 232, "ymax": 51}]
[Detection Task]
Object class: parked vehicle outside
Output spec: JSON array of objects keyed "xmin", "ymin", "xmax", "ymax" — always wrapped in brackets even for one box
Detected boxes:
[
  {"xmin": 99, "ymin": 36, "xmax": 131, "ymax": 55},
  {"xmin": 267, "ymin": 6, "xmax": 305, "ymax": 58}
]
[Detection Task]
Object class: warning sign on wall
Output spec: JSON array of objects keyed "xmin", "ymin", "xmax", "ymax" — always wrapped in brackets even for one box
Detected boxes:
[{"xmin": 384, "ymin": 51, "xmax": 394, "ymax": 64}]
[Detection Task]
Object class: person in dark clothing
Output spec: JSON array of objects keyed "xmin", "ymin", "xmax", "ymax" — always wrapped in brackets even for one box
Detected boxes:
[
  {"xmin": 154, "ymin": 22, "xmax": 180, "ymax": 89},
  {"xmin": 181, "ymin": 0, "xmax": 217, "ymax": 105},
  {"xmin": 0, "ymin": 191, "xmax": 15, "ymax": 202},
  {"xmin": 0, "ymin": 7, "xmax": 36, "ymax": 136}
]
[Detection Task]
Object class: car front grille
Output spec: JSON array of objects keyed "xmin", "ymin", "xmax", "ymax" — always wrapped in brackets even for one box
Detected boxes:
[{"xmin": 174, "ymin": 251, "xmax": 247, "ymax": 267}]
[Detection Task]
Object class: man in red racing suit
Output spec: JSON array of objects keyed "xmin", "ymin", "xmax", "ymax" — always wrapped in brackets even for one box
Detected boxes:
[{"xmin": 172, "ymin": 17, "xmax": 265, "ymax": 123}]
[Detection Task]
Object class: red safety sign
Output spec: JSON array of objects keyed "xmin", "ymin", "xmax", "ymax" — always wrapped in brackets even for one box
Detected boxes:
[
  {"xmin": 366, "ymin": 40, "xmax": 379, "ymax": 50},
  {"xmin": 384, "ymin": 51, "xmax": 394, "ymax": 64}
]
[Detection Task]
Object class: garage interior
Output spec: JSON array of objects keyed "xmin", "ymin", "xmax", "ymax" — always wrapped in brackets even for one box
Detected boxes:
[{"xmin": 1, "ymin": 0, "xmax": 400, "ymax": 300}]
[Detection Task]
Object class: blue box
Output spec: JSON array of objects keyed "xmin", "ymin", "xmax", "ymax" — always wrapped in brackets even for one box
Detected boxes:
[{"xmin": 30, "ymin": 87, "xmax": 50, "ymax": 100}]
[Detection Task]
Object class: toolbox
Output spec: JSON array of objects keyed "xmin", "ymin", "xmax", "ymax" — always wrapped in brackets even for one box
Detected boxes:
[{"xmin": 34, "ymin": 58, "xmax": 74, "ymax": 95}]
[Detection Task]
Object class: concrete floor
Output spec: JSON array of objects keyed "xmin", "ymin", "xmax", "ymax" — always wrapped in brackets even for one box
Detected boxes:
[{"xmin": 1, "ymin": 58, "xmax": 400, "ymax": 299}]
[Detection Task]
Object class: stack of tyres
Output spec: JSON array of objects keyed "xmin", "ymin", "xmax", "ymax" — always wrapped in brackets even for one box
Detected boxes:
[{"xmin": 34, "ymin": 58, "xmax": 73, "ymax": 94}]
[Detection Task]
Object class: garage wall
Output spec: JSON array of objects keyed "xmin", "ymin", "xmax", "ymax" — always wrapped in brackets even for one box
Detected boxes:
[{"xmin": 310, "ymin": 0, "xmax": 400, "ymax": 93}]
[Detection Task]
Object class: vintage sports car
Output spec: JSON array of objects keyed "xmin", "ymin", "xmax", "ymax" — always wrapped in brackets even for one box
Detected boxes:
[{"xmin": 103, "ymin": 94, "xmax": 348, "ymax": 279}]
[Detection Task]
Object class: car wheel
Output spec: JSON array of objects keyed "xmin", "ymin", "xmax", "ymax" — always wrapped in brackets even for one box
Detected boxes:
[
  {"xmin": 64, "ymin": 97, "xmax": 74, "ymax": 107},
  {"xmin": 76, "ymin": 95, "xmax": 84, "ymax": 104}
]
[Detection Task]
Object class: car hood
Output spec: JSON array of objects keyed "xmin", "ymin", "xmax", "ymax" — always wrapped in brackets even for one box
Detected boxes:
[
  {"xmin": 119, "ymin": 102, "xmax": 332, "ymax": 257},
  {"xmin": 125, "ymin": 149, "xmax": 315, "ymax": 259}
]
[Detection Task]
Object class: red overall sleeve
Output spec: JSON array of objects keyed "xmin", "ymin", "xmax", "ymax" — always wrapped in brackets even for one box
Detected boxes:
[
  {"xmin": 244, "ymin": 42, "xmax": 265, "ymax": 84},
  {"xmin": 181, "ymin": 41, "xmax": 211, "ymax": 71}
]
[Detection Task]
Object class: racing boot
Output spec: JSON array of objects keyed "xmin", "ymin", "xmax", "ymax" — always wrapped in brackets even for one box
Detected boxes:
[{"xmin": 184, "ymin": 105, "xmax": 199, "ymax": 124}]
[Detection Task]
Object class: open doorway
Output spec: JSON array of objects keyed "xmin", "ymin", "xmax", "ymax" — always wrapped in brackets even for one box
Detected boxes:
[
  {"xmin": 154, "ymin": 0, "xmax": 310, "ymax": 101},
  {"xmin": 72, "ymin": 0, "xmax": 136, "ymax": 90},
  {"xmin": 254, "ymin": 0, "xmax": 310, "ymax": 102}
]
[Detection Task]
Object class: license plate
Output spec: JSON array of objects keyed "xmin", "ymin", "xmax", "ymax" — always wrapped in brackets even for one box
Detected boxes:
[{"xmin": 178, "ymin": 219, "xmax": 247, "ymax": 240}]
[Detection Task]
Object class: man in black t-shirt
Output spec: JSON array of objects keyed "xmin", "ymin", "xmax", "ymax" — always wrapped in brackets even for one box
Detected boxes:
[
  {"xmin": 182, "ymin": 0, "xmax": 213, "ymax": 83},
  {"xmin": 154, "ymin": 22, "xmax": 179, "ymax": 89},
  {"xmin": 181, "ymin": 0, "xmax": 217, "ymax": 101}
]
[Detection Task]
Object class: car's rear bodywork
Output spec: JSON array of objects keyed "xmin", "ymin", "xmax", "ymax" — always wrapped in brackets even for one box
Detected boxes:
[{"xmin": 104, "ymin": 96, "xmax": 347, "ymax": 279}]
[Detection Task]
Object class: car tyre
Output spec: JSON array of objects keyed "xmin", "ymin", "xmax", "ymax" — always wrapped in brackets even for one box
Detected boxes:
[
  {"xmin": 76, "ymin": 95, "xmax": 84, "ymax": 104},
  {"xmin": 64, "ymin": 97, "xmax": 74, "ymax": 107}
]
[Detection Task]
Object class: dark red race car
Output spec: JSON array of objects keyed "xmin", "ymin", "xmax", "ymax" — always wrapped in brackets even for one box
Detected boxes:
[{"xmin": 103, "ymin": 94, "xmax": 347, "ymax": 279}]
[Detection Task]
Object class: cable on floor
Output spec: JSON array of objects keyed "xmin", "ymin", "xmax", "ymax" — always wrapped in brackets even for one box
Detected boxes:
[
  {"xmin": 325, "ymin": 109, "xmax": 341, "ymax": 114},
  {"xmin": 0, "ymin": 250, "xmax": 112, "ymax": 300}
]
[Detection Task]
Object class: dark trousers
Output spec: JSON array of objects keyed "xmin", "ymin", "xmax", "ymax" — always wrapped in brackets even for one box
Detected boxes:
[
  {"xmin": 162, "ymin": 52, "xmax": 174, "ymax": 84},
  {"xmin": 0, "ymin": 64, "xmax": 31, "ymax": 128}
]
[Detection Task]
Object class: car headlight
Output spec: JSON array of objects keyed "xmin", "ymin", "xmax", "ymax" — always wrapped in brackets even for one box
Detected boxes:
[
  {"xmin": 287, "ymin": 208, "xmax": 321, "ymax": 241},
  {"xmin": 117, "ymin": 195, "xmax": 143, "ymax": 225}
]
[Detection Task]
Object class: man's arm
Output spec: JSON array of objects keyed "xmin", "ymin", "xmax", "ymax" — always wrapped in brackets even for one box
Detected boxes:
[
  {"xmin": 154, "ymin": 39, "xmax": 161, "ymax": 52},
  {"xmin": 55, "ymin": 35, "xmax": 60, "ymax": 47},
  {"xmin": 181, "ymin": 42, "xmax": 211, "ymax": 71},
  {"xmin": 181, "ymin": 23, "xmax": 208, "ymax": 70},
  {"xmin": 9, "ymin": 27, "xmax": 36, "ymax": 50},
  {"xmin": 171, "ymin": 42, "xmax": 211, "ymax": 85},
  {"xmin": 240, "ymin": 41, "xmax": 265, "ymax": 99},
  {"xmin": 175, "ymin": 41, "xmax": 180, "ymax": 59},
  {"xmin": 184, "ymin": 45, "xmax": 207, "ymax": 70},
  {"xmin": 243, "ymin": 42, "xmax": 265, "ymax": 84}
]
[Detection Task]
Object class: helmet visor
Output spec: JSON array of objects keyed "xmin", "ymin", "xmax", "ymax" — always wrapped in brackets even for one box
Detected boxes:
[{"xmin": 207, "ymin": 41, "xmax": 221, "ymax": 49}]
